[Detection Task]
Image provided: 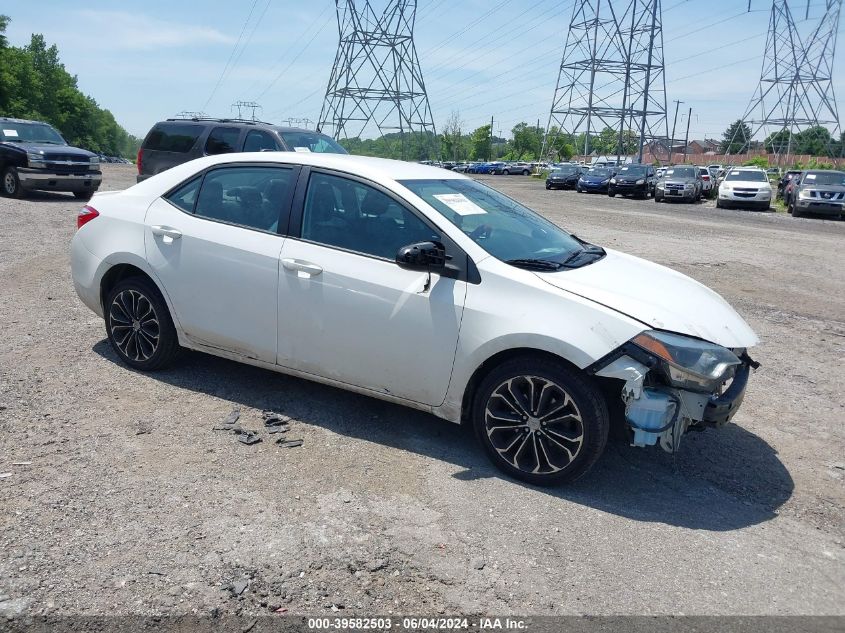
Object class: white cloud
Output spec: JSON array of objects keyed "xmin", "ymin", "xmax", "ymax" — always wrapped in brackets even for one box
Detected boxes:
[{"xmin": 75, "ymin": 10, "xmax": 235, "ymax": 50}]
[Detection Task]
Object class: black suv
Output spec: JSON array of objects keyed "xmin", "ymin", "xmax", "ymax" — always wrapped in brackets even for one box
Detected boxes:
[
  {"xmin": 0, "ymin": 117, "xmax": 101, "ymax": 199},
  {"xmin": 608, "ymin": 163, "xmax": 656, "ymax": 198},
  {"xmin": 137, "ymin": 118, "xmax": 348, "ymax": 182}
]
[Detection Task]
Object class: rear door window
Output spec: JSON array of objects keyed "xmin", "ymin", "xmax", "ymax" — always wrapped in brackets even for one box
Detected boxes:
[
  {"xmin": 243, "ymin": 130, "xmax": 279, "ymax": 152},
  {"xmin": 193, "ymin": 166, "xmax": 295, "ymax": 233},
  {"xmin": 205, "ymin": 127, "xmax": 241, "ymax": 155},
  {"xmin": 143, "ymin": 124, "xmax": 203, "ymax": 153},
  {"xmin": 165, "ymin": 177, "xmax": 202, "ymax": 212}
]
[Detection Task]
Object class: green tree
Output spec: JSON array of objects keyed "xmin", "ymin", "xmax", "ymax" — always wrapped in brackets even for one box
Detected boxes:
[
  {"xmin": 511, "ymin": 122, "xmax": 542, "ymax": 160},
  {"xmin": 720, "ymin": 120, "xmax": 752, "ymax": 154},
  {"xmin": 0, "ymin": 19, "xmax": 141, "ymax": 157},
  {"xmin": 469, "ymin": 124, "xmax": 492, "ymax": 161}
]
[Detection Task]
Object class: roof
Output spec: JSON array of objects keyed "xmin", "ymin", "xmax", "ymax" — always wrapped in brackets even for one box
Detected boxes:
[
  {"xmin": 130, "ymin": 152, "xmax": 467, "ymax": 197},
  {"xmin": 160, "ymin": 118, "xmax": 314, "ymax": 133}
]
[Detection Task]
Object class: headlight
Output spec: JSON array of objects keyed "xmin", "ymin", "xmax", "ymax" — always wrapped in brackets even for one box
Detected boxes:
[
  {"xmin": 633, "ymin": 330, "xmax": 741, "ymax": 393},
  {"xmin": 657, "ymin": 183, "xmax": 664, "ymax": 189},
  {"xmin": 89, "ymin": 156, "xmax": 100, "ymax": 171},
  {"xmin": 27, "ymin": 151, "xmax": 46, "ymax": 168},
  {"xmin": 610, "ymin": 178, "xmax": 617, "ymax": 184},
  {"xmin": 721, "ymin": 184, "xmax": 732, "ymax": 191},
  {"xmin": 798, "ymin": 189, "xmax": 811, "ymax": 199},
  {"xmin": 602, "ymin": 179, "xmax": 609, "ymax": 184},
  {"xmin": 636, "ymin": 179, "xmax": 645, "ymax": 185},
  {"xmin": 685, "ymin": 183, "xmax": 694, "ymax": 190}
]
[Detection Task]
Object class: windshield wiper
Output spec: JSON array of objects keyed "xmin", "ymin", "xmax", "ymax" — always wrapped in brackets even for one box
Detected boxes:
[{"xmin": 505, "ymin": 258, "xmax": 564, "ymax": 271}]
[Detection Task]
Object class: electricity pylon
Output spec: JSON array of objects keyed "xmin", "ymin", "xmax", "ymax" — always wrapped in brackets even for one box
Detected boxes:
[
  {"xmin": 732, "ymin": 0, "xmax": 842, "ymax": 164},
  {"xmin": 542, "ymin": 0, "xmax": 669, "ymax": 164},
  {"xmin": 318, "ymin": 0, "xmax": 437, "ymax": 159}
]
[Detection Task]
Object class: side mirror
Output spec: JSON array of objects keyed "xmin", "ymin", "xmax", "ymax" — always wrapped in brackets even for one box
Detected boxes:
[{"xmin": 396, "ymin": 241, "xmax": 446, "ymax": 271}]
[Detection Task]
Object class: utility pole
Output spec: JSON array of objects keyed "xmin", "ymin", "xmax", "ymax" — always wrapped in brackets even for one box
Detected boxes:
[
  {"xmin": 489, "ymin": 116, "xmax": 494, "ymax": 161},
  {"xmin": 319, "ymin": 0, "xmax": 436, "ymax": 160},
  {"xmin": 682, "ymin": 107, "xmax": 692, "ymax": 163},
  {"xmin": 669, "ymin": 99, "xmax": 683, "ymax": 163}
]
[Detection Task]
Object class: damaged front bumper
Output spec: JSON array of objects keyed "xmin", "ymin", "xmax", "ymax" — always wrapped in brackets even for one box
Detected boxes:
[{"xmin": 588, "ymin": 338, "xmax": 759, "ymax": 452}]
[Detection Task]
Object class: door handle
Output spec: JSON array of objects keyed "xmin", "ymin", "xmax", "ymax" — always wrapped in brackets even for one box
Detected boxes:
[
  {"xmin": 151, "ymin": 225, "xmax": 182, "ymax": 240},
  {"xmin": 282, "ymin": 258, "xmax": 323, "ymax": 276}
]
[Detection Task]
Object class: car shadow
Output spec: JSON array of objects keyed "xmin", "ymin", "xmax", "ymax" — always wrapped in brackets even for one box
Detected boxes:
[{"xmin": 92, "ymin": 341, "xmax": 793, "ymax": 532}]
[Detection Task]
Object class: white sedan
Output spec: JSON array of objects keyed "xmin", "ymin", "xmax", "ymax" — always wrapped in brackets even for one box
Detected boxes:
[
  {"xmin": 71, "ymin": 153, "xmax": 759, "ymax": 484},
  {"xmin": 717, "ymin": 168, "xmax": 773, "ymax": 210}
]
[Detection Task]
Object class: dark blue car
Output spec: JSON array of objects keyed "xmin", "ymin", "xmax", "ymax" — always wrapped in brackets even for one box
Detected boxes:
[{"xmin": 576, "ymin": 167, "xmax": 615, "ymax": 193}]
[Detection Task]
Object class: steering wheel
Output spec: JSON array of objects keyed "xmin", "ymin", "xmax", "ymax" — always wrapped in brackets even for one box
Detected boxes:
[{"xmin": 468, "ymin": 224, "xmax": 493, "ymax": 241}]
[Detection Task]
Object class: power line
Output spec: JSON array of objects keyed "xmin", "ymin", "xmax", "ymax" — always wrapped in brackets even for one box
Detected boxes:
[{"xmin": 202, "ymin": 0, "xmax": 261, "ymax": 112}]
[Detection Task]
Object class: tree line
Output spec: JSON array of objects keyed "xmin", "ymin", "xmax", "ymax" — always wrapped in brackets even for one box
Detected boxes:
[
  {"xmin": 0, "ymin": 16, "xmax": 141, "ymax": 158},
  {"xmin": 720, "ymin": 119, "xmax": 844, "ymax": 157}
]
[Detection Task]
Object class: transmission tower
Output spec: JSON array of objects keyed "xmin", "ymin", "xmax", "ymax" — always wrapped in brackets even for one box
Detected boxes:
[
  {"xmin": 542, "ymin": 0, "xmax": 669, "ymax": 164},
  {"xmin": 733, "ymin": 0, "xmax": 842, "ymax": 163},
  {"xmin": 318, "ymin": 0, "xmax": 437, "ymax": 159}
]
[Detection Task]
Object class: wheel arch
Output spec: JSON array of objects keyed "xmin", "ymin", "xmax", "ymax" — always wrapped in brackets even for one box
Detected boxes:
[{"xmin": 458, "ymin": 347, "xmax": 588, "ymax": 425}]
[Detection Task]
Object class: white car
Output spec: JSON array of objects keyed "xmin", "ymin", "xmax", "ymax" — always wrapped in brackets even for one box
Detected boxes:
[
  {"xmin": 71, "ymin": 153, "xmax": 759, "ymax": 484},
  {"xmin": 717, "ymin": 168, "xmax": 773, "ymax": 211},
  {"xmin": 697, "ymin": 166, "xmax": 714, "ymax": 196}
]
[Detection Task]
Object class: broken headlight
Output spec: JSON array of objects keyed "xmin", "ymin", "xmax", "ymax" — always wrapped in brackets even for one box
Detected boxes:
[{"xmin": 632, "ymin": 330, "xmax": 741, "ymax": 393}]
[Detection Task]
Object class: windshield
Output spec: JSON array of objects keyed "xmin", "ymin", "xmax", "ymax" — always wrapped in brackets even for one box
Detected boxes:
[
  {"xmin": 586, "ymin": 168, "xmax": 612, "ymax": 177},
  {"xmin": 0, "ymin": 122, "xmax": 66, "ymax": 145},
  {"xmin": 803, "ymin": 171, "xmax": 845, "ymax": 186},
  {"xmin": 399, "ymin": 178, "xmax": 584, "ymax": 265},
  {"xmin": 664, "ymin": 166, "xmax": 696, "ymax": 178},
  {"xmin": 278, "ymin": 131, "xmax": 347, "ymax": 154},
  {"xmin": 725, "ymin": 170, "xmax": 768, "ymax": 182},
  {"xmin": 617, "ymin": 165, "xmax": 647, "ymax": 176}
]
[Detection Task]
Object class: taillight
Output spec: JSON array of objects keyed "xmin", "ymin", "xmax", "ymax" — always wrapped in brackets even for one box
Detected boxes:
[
  {"xmin": 78, "ymin": 205, "xmax": 99, "ymax": 229},
  {"xmin": 136, "ymin": 148, "xmax": 143, "ymax": 174},
  {"xmin": 702, "ymin": 175, "xmax": 710, "ymax": 180}
]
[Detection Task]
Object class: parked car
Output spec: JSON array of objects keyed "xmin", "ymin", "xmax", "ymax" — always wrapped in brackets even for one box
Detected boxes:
[
  {"xmin": 716, "ymin": 167, "xmax": 773, "ymax": 210},
  {"xmin": 1, "ymin": 117, "xmax": 102, "ymax": 199},
  {"xmin": 492, "ymin": 162, "xmax": 531, "ymax": 175},
  {"xmin": 451, "ymin": 163, "xmax": 470, "ymax": 173},
  {"xmin": 479, "ymin": 162, "xmax": 503, "ymax": 175},
  {"xmin": 136, "ymin": 117, "xmax": 347, "ymax": 183},
  {"xmin": 655, "ymin": 167, "xmax": 666, "ymax": 180},
  {"xmin": 608, "ymin": 164, "xmax": 655, "ymax": 198},
  {"xmin": 698, "ymin": 166, "xmax": 714, "ymax": 197},
  {"xmin": 71, "ymin": 153, "xmax": 758, "ymax": 485},
  {"xmin": 655, "ymin": 165, "xmax": 702, "ymax": 203},
  {"xmin": 576, "ymin": 167, "xmax": 615, "ymax": 193},
  {"xmin": 545, "ymin": 164, "xmax": 583, "ymax": 190},
  {"xmin": 777, "ymin": 169, "xmax": 803, "ymax": 199},
  {"xmin": 786, "ymin": 169, "xmax": 845, "ymax": 218}
]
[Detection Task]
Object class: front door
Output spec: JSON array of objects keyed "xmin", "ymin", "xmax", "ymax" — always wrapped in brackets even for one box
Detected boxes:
[
  {"xmin": 144, "ymin": 164, "xmax": 297, "ymax": 363},
  {"xmin": 277, "ymin": 170, "xmax": 467, "ymax": 406}
]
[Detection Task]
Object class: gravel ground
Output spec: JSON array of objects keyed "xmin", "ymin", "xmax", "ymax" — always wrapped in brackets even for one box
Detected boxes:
[{"xmin": 0, "ymin": 164, "xmax": 843, "ymax": 619}]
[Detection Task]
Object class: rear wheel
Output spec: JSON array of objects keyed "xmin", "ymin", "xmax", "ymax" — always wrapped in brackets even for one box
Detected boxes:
[
  {"xmin": 503, "ymin": 170, "xmax": 510, "ymax": 175},
  {"xmin": 2, "ymin": 166, "xmax": 25, "ymax": 199},
  {"xmin": 472, "ymin": 356, "xmax": 609, "ymax": 485},
  {"xmin": 105, "ymin": 277, "xmax": 180, "ymax": 371},
  {"xmin": 522, "ymin": 169, "xmax": 530, "ymax": 176}
]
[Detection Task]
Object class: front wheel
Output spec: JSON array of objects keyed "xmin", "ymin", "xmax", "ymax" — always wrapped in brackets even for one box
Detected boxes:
[
  {"xmin": 522, "ymin": 170, "xmax": 530, "ymax": 176},
  {"xmin": 472, "ymin": 356, "xmax": 609, "ymax": 485},
  {"xmin": 105, "ymin": 277, "xmax": 181, "ymax": 371},
  {"xmin": 74, "ymin": 191, "xmax": 95, "ymax": 200},
  {"xmin": 608, "ymin": 191, "xmax": 616, "ymax": 198},
  {"xmin": 2, "ymin": 166, "xmax": 25, "ymax": 199}
]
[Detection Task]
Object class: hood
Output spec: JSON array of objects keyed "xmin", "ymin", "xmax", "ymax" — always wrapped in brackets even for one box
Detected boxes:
[
  {"xmin": 535, "ymin": 249, "xmax": 759, "ymax": 349},
  {"xmin": 582, "ymin": 174, "xmax": 610, "ymax": 182},
  {"xmin": 8, "ymin": 142, "xmax": 95, "ymax": 157},
  {"xmin": 800, "ymin": 183, "xmax": 845, "ymax": 192}
]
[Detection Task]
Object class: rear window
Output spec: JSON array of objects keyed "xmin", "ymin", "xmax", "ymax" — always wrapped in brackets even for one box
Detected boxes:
[{"xmin": 144, "ymin": 124, "xmax": 202, "ymax": 153}]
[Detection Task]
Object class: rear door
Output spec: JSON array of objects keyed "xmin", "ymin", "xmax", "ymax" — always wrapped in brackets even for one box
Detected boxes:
[
  {"xmin": 144, "ymin": 163, "xmax": 298, "ymax": 362},
  {"xmin": 276, "ymin": 169, "xmax": 467, "ymax": 406}
]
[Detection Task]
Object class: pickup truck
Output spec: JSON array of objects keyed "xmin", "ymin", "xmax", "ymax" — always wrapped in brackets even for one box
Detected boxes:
[{"xmin": 1, "ymin": 117, "xmax": 102, "ymax": 199}]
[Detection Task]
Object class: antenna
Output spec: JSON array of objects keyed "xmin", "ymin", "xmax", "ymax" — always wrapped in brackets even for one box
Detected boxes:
[
  {"xmin": 318, "ymin": 0, "xmax": 437, "ymax": 160},
  {"xmin": 542, "ymin": 0, "xmax": 669, "ymax": 164}
]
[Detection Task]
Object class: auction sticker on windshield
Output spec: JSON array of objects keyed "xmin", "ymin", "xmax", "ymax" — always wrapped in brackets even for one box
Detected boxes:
[
  {"xmin": 293, "ymin": 147, "xmax": 311, "ymax": 153},
  {"xmin": 2, "ymin": 129, "xmax": 19, "ymax": 137},
  {"xmin": 433, "ymin": 193, "xmax": 487, "ymax": 216}
]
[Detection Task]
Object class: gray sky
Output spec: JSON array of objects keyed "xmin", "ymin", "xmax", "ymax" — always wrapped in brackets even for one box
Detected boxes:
[{"xmin": 5, "ymin": 0, "xmax": 843, "ymax": 142}]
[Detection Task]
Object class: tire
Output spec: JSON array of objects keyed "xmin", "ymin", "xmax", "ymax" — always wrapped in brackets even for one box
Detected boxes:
[
  {"xmin": 503, "ymin": 170, "xmax": 510, "ymax": 175},
  {"xmin": 792, "ymin": 204, "xmax": 802, "ymax": 218},
  {"xmin": 576, "ymin": 186, "xmax": 582, "ymax": 193},
  {"xmin": 74, "ymin": 191, "xmax": 94, "ymax": 200},
  {"xmin": 2, "ymin": 166, "xmax": 26, "ymax": 199},
  {"xmin": 655, "ymin": 193, "xmax": 662, "ymax": 203},
  {"xmin": 522, "ymin": 170, "xmax": 530, "ymax": 176},
  {"xmin": 716, "ymin": 198, "xmax": 723, "ymax": 208},
  {"xmin": 608, "ymin": 192, "xmax": 616, "ymax": 198},
  {"xmin": 471, "ymin": 355, "xmax": 609, "ymax": 485},
  {"xmin": 104, "ymin": 276, "xmax": 180, "ymax": 371}
]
